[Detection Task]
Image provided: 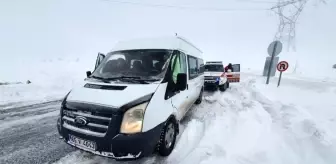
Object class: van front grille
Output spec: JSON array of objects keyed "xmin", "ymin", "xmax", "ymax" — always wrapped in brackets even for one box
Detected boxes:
[
  {"xmin": 204, "ymin": 76, "xmax": 218, "ymax": 80},
  {"xmin": 61, "ymin": 102, "xmax": 117, "ymax": 137}
]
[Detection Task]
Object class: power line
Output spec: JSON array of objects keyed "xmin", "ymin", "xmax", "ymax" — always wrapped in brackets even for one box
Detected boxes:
[
  {"xmin": 271, "ymin": 0, "xmax": 309, "ymax": 51},
  {"xmin": 101, "ymin": 0, "xmax": 270, "ymax": 12}
]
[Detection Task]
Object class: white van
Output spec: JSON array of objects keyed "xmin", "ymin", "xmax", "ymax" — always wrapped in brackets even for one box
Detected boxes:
[
  {"xmin": 57, "ymin": 36, "xmax": 205, "ymax": 160},
  {"xmin": 204, "ymin": 61, "xmax": 229, "ymax": 91}
]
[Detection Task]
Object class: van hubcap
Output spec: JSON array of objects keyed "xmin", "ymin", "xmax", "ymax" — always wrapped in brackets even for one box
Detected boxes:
[{"xmin": 165, "ymin": 123, "xmax": 175, "ymax": 148}]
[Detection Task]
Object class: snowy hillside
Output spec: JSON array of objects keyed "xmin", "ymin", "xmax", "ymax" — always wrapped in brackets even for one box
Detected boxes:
[{"xmin": 0, "ymin": 57, "xmax": 92, "ymax": 109}]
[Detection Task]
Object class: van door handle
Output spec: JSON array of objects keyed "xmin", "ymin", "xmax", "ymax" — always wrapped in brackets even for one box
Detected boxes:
[{"xmin": 187, "ymin": 84, "xmax": 188, "ymax": 90}]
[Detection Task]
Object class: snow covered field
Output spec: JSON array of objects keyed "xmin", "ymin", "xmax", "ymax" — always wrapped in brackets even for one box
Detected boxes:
[{"xmin": 0, "ymin": 57, "xmax": 91, "ymax": 110}]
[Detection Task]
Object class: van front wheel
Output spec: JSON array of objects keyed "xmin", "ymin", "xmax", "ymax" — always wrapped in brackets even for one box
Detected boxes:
[
  {"xmin": 219, "ymin": 82, "xmax": 228, "ymax": 92},
  {"xmin": 157, "ymin": 120, "xmax": 177, "ymax": 156}
]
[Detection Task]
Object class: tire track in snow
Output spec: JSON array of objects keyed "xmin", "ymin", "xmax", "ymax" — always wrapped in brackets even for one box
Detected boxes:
[
  {"xmin": 0, "ymin": 101, "xmax": 75, "ymax": 164},
  {"xmin": 0, "ymin": 102, "xmax": 61, "ymax": 132},
  {"xmin": 0, "ymin": 105, "xmax": 60, "ymax": 122},
  {"xmin": 0, "ymin": 100, "xmax": 61, "ymax": 114}
]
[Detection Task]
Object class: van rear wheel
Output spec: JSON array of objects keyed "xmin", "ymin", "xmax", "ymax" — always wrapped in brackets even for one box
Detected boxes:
[{"xmin": 157, "ymin": 120, "xmax": 177, "ymax": 156}]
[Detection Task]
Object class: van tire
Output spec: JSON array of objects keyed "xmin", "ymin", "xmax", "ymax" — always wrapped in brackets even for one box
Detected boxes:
[
  {"xmin": 219, "ymin": 83, "xmax": 227, "ymax": 92},
  {"xmin": 157, "ymin": 120, "xmax": 177, "ymax": 156},
  {"xmin": 195, "ymin": 88, "xmax": 203, "ymax": 104}
]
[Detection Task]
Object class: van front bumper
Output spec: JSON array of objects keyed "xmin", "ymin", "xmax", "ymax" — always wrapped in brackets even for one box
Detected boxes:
[
  {"xmin": 58, "ymin": 117, "xmax": 164, "ymax": 160},
  {"xmin": 204, "ymin": 80, "xmax": 219, "ymax": 87}
]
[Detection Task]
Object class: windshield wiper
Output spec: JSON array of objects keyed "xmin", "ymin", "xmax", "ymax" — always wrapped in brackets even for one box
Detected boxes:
[
  {"xmin": 112, "ymin": 76, "xmax": 163, "ymax": 84},
  {"xmin": 90, "ymin": 75, "xmax": 160, "ymax": 84},
  {"xmin": 90, "ymin": 76, "xmax": 114, "ymax": 83},
  {"xmin": 111, "ymin": 76, "xmax": 150, "ymax": 84}
]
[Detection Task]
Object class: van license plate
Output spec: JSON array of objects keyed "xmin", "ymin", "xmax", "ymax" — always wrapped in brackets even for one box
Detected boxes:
[
  {"xmin": 68, "ymin": 135, "xmax": 96, "ymax": 151},
  {"xmin": 205, "ymin": 80, "xmax": 215, "ymax": 83}
]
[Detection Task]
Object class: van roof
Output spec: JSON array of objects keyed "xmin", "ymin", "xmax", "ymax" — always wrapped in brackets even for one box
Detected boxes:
[
  {"xmin": 111, "ymin": 36, "xmax": 203, "ymax": 58},
  {"xmin": 205, "ymin": 61, "xmax": 223, "ymax": 65}
]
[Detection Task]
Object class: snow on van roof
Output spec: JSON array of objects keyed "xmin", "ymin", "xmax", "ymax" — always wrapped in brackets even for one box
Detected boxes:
[{"xmin": 111, "ymin": 36, "xmax": 203, "ymax": 58}]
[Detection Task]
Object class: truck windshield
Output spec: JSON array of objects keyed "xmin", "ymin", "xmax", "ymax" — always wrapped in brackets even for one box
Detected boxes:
[
  {"xmin": 204, "ymin": 65, "xmax": 224, "ymax": 72},
  {"xmin": 91, "ymin": 49, "xmax": 172, "ymax": 81}
]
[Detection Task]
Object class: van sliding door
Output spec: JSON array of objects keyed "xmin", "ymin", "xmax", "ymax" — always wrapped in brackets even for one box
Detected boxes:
[{"xmin": 226, "ymin": 64, "xmax": 240, "ymax": 83}]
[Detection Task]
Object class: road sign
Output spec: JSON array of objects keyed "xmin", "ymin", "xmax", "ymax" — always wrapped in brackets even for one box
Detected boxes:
[
  {"xmin": 276, "ymin": 61, "xmax": 289, "ymax": 87},
  {"xmin": 277, "ymin": 61, "xmax": 289, "ymax": 72},
  {"xmin": 267, "ymin": 41, "xmax": 283, "ymax": 57},
  {"xmin": 263, "ymin": 56, "xmax": 279, "ymax": 77},
  {"xmin": 266, "ymin": 40, "xmax": 283, "ymax": 85}
]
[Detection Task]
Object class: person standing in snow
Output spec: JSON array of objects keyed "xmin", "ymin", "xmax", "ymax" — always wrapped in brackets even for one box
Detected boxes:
[{"xmin": 225, "ymin": 63, "xmax": 233, "ymax": 72}]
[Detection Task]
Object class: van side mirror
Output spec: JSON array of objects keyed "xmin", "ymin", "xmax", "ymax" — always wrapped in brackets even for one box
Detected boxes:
[
  {"xmin": 86, "ymin": 71, "xmax": 92, "ymax": 77},
  {"xmin": 176, "ymin": 73, "xmax": 187, "ymax": 91}
]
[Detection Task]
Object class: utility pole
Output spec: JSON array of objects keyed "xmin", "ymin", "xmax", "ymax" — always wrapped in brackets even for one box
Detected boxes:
[{"xmin": 271, "ymin": 0, "xmax": 310, "ymax": 52}]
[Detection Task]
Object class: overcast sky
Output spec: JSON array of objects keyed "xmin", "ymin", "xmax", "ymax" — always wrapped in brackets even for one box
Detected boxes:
[{"xmin": 0, "ymin": 0, "xmax": 335, "ymax": 77}]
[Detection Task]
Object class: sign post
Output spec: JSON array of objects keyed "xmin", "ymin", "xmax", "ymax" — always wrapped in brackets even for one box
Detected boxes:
[
  {"xmin": 276, "ymin": 61, "xmax": 289, "ymax": 87},
  {"xmin": 266, "ymin": 41, "xmax": 283, "ymax": 84}
]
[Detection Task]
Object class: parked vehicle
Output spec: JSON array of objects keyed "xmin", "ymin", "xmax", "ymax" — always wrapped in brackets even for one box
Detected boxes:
[
  {"xmin": 204, "ymin": 61, "xmax": 229, "ymax": 91},
  {"xmin": 57, "ymin": 36, "xmax": 205, "ymax": 160}
]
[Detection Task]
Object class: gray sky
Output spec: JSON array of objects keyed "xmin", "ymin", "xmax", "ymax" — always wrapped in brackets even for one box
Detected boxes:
[{"xmin": 0, "ymin": 0, "xmax": 335, "ymax": 77}]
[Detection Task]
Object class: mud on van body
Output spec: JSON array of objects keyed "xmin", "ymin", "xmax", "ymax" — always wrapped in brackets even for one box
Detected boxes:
[{"xmin": 57, "ymin": 36, "xmax": 205, "ymax": 160}]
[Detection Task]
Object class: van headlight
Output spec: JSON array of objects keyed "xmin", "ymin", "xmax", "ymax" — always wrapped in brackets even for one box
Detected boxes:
[{"xmin": 120, "ymin": 102, "xmax": 149, "ymax": 134}]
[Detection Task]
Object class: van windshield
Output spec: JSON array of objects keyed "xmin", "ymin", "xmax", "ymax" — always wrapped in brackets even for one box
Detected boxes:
[
  {"xmin": 204, "ymin": 64, "xmax": 224, "ymax": 72},
  {"xmin": 91, "ymin": 49, "xmax": 172, "ymax": 82}
]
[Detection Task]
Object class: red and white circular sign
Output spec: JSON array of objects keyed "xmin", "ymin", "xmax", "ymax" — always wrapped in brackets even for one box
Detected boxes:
[{"xmin": 277, "ymin": 61, "xmax": 289, "ymax": 72}]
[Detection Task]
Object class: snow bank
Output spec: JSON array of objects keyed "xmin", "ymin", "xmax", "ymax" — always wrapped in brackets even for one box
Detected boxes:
[{"xmin": 177, "ymin": 76, "xmax": 336, "ymax": 164}]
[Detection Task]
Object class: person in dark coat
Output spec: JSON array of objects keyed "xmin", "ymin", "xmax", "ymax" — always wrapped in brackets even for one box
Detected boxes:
[{"xmin": 225, "ymin": 63, "xmax": 233, "ymax": 72}]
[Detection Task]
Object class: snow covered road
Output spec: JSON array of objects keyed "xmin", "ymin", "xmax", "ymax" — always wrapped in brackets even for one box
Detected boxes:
[
  {"xmin": 0, "ymin": 101, "xmax": 76, "ymax": 164},
  {"xmin": 1, "ymin": 74, "xmax": 336, "ymax": 164}
]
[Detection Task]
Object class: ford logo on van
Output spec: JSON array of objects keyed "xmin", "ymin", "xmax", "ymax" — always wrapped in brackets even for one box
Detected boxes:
[{"xmin": 74, "ymin": 116, "xmax": 87, "ymax": 126}]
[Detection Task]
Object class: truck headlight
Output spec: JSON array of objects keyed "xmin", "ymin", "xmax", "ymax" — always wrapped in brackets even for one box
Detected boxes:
[{"xmin": 120, "ymin": 102, "xmax": 148, "ymax": 134}]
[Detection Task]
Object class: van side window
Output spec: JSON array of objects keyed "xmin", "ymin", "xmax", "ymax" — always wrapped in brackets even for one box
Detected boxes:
[
  {"xmin": 171, "ymin": 51, "xmax": 187, "ymax": 84},
  {"xmin": 188, "ymin": 55, "xmax": 198, "ymax": 79},
  {"xmin": 198, "ymin": 58, "xmax": 204, "ymax": 74},
  {"xmin": 179, "ymin": 52, "xmax": 187, "ymax": 74}
]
